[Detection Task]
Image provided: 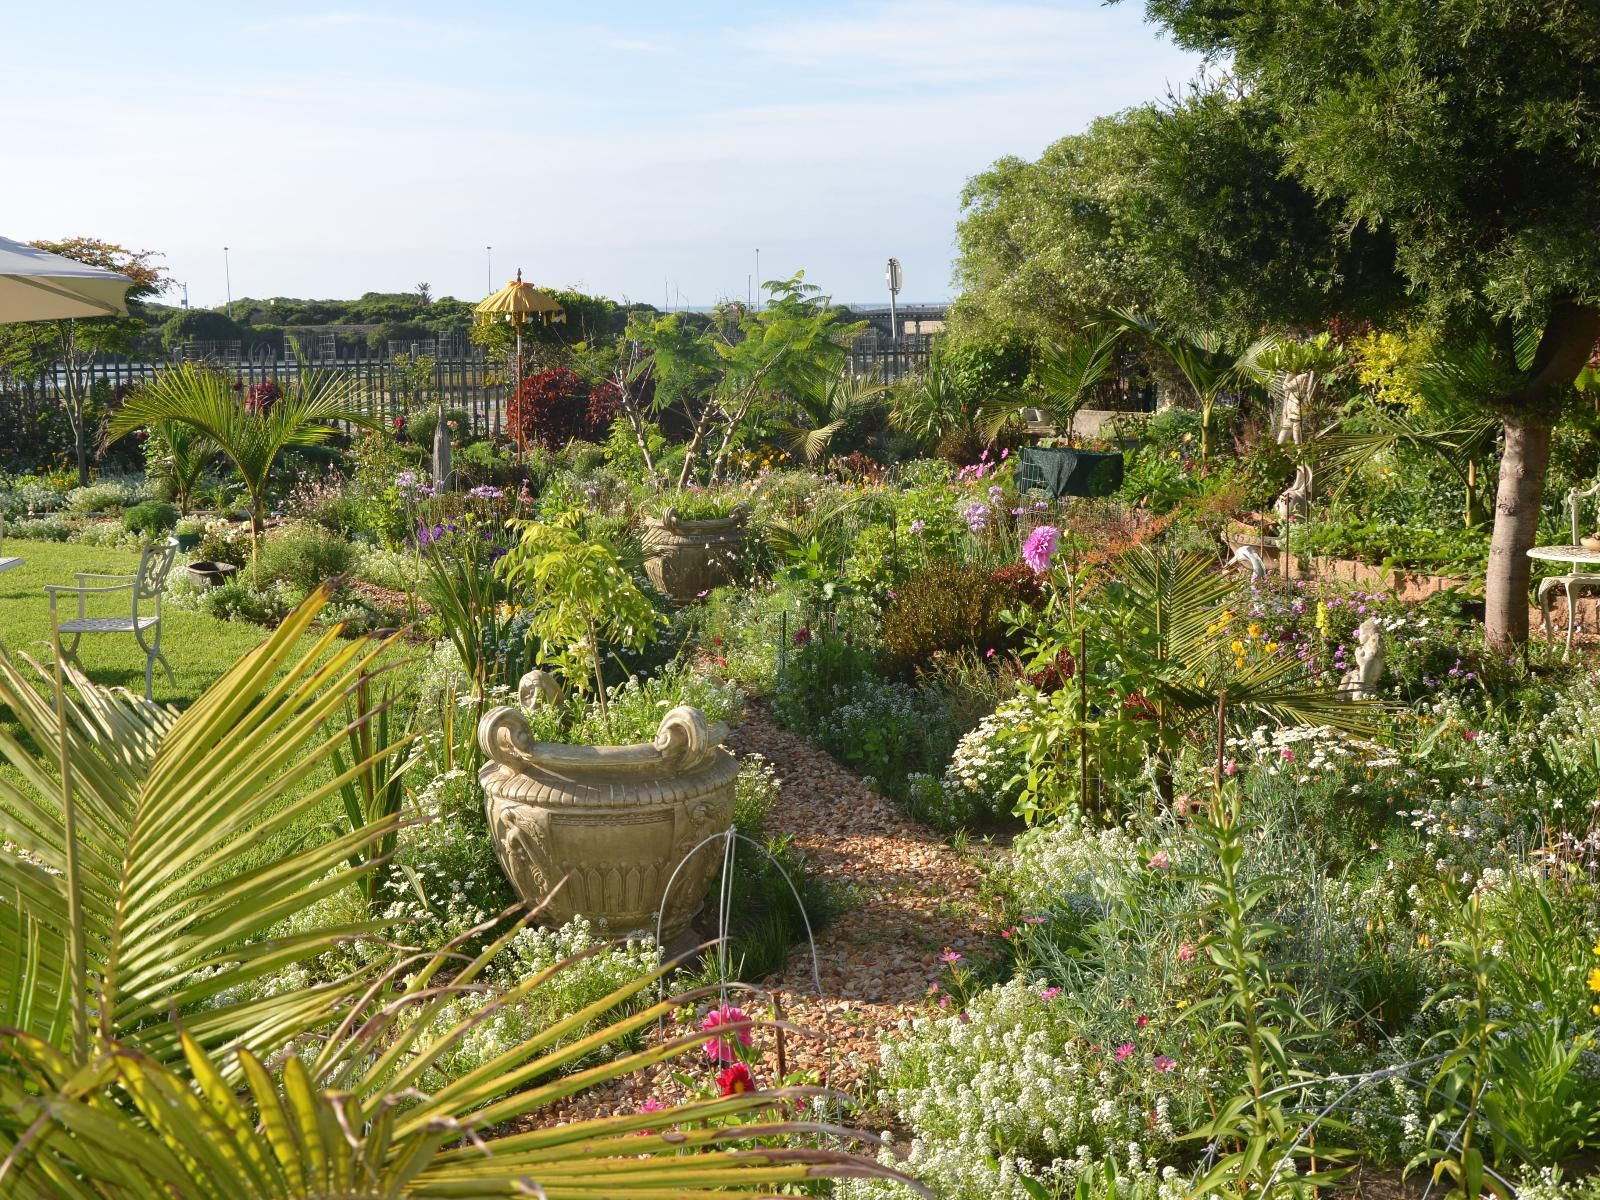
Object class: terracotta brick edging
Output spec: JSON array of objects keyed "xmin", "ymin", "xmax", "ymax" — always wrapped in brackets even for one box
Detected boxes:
[{"xmin": 1225, "ymin": 530, "xmax": 1600, "ymax": 635}]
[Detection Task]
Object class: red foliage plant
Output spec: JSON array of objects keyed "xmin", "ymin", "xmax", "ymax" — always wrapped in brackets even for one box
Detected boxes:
[{"xmin": 507, "ymin": 367, "xmax": 619, "ymax": 450}]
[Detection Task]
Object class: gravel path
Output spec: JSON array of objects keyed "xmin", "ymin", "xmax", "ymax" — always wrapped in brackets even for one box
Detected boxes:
[{"xmin": 726, "ymin": 703, "xmax": 993, "ymax": 1091}]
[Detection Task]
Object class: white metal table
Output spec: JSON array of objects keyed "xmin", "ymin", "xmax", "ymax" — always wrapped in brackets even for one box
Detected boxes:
[{"xmin": 1527, "ymin": 544, "xmax": 1600, "ymax": 655}]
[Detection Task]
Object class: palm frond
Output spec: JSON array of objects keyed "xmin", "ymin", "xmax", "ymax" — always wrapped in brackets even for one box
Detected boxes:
[{"xmin": 0, "ymin": 590, "xmax": 407, "ymax": 1066}]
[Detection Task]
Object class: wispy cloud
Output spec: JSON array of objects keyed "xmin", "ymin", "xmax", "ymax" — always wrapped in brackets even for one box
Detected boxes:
[{"xmin": 731, "ymin": 0, "xmax": 1167, "ymax": 88}]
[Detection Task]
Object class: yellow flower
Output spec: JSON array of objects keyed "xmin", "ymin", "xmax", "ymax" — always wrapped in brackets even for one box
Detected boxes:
[
  {"xmin": 1175, "ymin": 999, "xmax": 1189, "ymax": 1010},
  {"xmin": 1248, "ymin": 624, "xmax": 1262, "ymax": 639},
  {"xmin": 1264, "ymin": 642, "xmax": 1279, "ymax": 654},
  {"xmin": 1231, "ymin": 640, "xmax": 1245, "ymax": 656},
  {"xmin": 1588, "ymin": 966, "xmax": 1600, "ymax": 994},
  {"xmin": 1592, "ymin": 938, "xmax": 1600, "ymax": 956}
]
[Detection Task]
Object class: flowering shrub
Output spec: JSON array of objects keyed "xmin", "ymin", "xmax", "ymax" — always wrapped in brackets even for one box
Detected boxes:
[
  {"xmin": 879, "ymin": 560, "xmax": 1042, "ymax": 672},
  {"xmin": 907, "ymin": 692, "xmax": 1053, "ymax": 828},
  {"xmin": 508, "ymin": 367, "xmax": 619, "ymax": 450}
]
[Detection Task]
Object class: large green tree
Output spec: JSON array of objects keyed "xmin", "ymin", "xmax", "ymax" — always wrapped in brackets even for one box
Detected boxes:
[
  {"xmin": 953, "ymin": 83, "xmax": 1395, "ymax": 346},
  {"xmin": 1129, "ymin": 0, "xmax": 1600, "ymax": 647}
]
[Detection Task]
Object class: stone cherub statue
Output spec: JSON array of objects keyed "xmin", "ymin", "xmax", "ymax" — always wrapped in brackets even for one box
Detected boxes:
[
  {"xmin": 1272, "ymin": 371, "xmax": 1317, "ymax": 528},
  {"xmin": 1339, "ymin": 617, "xmax": 1385, "ymax": 701}
]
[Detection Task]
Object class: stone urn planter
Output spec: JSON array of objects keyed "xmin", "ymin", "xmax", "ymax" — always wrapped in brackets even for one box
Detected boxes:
[
  {"xmin": 642, "ymin": 505, "xmax": 750, "ymax": 602},
  {"xmin": 477, "ymin": 695, "xmax": 739, "ymax": 940}
]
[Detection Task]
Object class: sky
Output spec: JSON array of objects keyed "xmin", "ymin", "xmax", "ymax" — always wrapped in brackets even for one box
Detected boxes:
[{"xmin": 2, "ymin": 1, "xmax": 1200, "ymax": 310}]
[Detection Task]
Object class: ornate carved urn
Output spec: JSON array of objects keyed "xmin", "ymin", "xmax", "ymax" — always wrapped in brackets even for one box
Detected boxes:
[
  {"xmin": 477, "ymin": 697, "xmax": 738, "ymax": 940},
  {"xmin": 641, "ymin": 504, "xmax": 750, "ymax": 602}
]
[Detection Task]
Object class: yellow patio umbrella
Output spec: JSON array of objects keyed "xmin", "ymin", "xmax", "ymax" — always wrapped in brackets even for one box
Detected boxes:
[{"xmin": 476, "ymin": 269, "xmax": 565, "ymax": 451}]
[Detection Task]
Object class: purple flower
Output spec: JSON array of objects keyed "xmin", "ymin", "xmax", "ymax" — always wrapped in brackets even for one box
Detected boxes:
[
  {"xmin": 908, "ymin": 519, "xmax": 926, "ymax": 535},
  {"xmin": 469, "ymin": 484, "xmax": 503, "ymax": 501},
  {"xmin": 1022, "ymin": 525, "xmax": 1061, "ymax": 574},
  {"xmin": 962, "ymin": 501, "xmax": 991, "ymax": 534}
]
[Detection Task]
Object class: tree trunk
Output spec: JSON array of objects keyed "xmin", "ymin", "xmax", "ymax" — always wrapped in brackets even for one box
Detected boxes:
[
  {"xmin": 1483, "ymin": 300, "xmax": 1600, "ymax": 650},
  {"xmin": 1483, "ymin": 415, "xmax": 1550, "ymax": 649}
]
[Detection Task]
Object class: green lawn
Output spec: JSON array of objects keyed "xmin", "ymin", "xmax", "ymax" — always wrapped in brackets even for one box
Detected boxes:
[
  {"xmin": 0, "ymin": 538, "xmax": 393, "ymax": 875},
  {"xmin": 0, "ymin": 539, "xmax": 275, "ymax": 709}
]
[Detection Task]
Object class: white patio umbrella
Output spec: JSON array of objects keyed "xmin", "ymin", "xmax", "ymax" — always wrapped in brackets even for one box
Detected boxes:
[{"xmin": 0, "ymin": 235, "xmax": 134, "ymax": 323}]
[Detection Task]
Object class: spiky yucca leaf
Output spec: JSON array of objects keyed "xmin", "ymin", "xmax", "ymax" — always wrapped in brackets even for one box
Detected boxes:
[{"xmin": 0, "ymin": 591, "xmax": 407, "ymax": 1067}]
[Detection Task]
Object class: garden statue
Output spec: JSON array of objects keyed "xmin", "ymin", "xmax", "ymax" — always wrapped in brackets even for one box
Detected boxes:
[
  {"xmin": 519, "ymin": 669, "xmax": 562, "ymax": 709},
  {"xmin": 1274, "ymin": 463, "xmax": 1316, "ymax": 528},
  {"xmin": 433, "ymin": 407, "xmax": 452, "ymax": 492},
  {"xmin": 1226, "ymin": 543, "xmax": 1268, "ymax": 581},
  {"xmin": 1272, "ymin": 370, "xmax": 1317, "ymax": 528},
  {"xmin": 1276, "ymin": 371, "xmax": 1314, "ymax": 446},
  {"xmin": 1339, "ymin": 617, "xmax": 1385, "ymax": 701}
]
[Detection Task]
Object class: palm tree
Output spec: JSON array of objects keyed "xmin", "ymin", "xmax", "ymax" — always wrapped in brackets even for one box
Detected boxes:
[
  {"xmin": 1318, "ymin": 332, "xmax": 1517, "ymax": 529},
  {"xmin": 143, "ymin": 417, "xmax": 215, "ymax": 515},
  {"xmin": 1024, "ymin": 544, "xmax": 1377, "ymax": 807},
  {"xmin": 1107, "ymin": 309, "xmax": 1278, "ymax": 459},
  {"xmin": 109, "ymin": 362, "xmax": 380, "ymax": 554},
  {"xmin": 977, "ymin": 327, "xmax": 1121, "ymax": 442},
  {"xmin": 776, "ymin": 367, "xmax": 888, "ymax": 464},
  {"xmin": 0, "ymin": 592, "xmax": 923, "ymax": 1196},
  {"xmin": 889, "ymin": 350, "xmax": 968, "ymax": 445}
]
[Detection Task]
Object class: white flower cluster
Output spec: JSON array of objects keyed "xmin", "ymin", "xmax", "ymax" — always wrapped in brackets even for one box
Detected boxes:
[
  {"xmin": 1226, "ymin": 723, "xmax": 1396, "ymax": 783},
  {"xmin": 934, "ymin": 693, "xmax": 1054, "ymax": 825},
  {"xmin": 1005, "ymin": 822, "xmax": 1144, "ymax": 918},
  {"xmin": 842, "ymin": 979, "xmax": 1184, "ymax": 1200},
  {"xmin": 400, "ymin": 915, "xmax": 660, "ymax": 1093}
]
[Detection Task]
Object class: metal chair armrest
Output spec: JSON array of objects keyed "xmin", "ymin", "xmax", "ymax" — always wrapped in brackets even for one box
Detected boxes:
[
  {"xmin": 75, "ymin": 572, "xmax": 137, "ymax": 582},
  {"xmin": 44, "ymin": 582, "xmax": 136, "ymax": 595}
]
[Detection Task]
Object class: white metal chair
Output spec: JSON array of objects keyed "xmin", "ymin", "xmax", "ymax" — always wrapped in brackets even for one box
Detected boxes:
[
  {"xmin": 0, "ymin": 513, "xmax": 22, "ymax": 576},
  {"xmin": 1537, "ymin": 480, "xmax": 1600, "ymax": 656},
  {"xmin": 46, "ymin": 538, "xmax": 179, "ymax": 699}
]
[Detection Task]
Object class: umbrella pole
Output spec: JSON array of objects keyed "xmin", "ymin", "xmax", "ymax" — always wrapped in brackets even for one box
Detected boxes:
[{"xmin": 514, "ymin": 323, "xmax": 525, "ymax": 463}]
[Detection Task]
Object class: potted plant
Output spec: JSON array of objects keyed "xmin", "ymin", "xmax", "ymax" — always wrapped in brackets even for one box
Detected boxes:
[
  {"xmin": 477, "ymin": 696, "xmax": 737, "ymax": 940},
  {"xmin": 641, "ymin": 493, "xmax": 751, "ymax": 602},
  {"xmin": 594, "ymin": 277, "xmax": 860, "ymax": 599}
]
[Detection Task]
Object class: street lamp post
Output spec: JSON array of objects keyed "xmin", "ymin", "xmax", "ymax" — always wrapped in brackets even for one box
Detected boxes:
[
  {"xmin": 223, "ymin": 247, "xmax": 233, "ymax": 319},
  {"xmin": 885, "ymin": 257, "xmax": 902, "ymax": 377},
  {"xmin": 486, "ymin": 245, "xmax": 493, "ymax": 293}
]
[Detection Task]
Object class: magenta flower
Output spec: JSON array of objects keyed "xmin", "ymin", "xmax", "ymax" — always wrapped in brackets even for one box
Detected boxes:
[
  {"xmin": 1040, "ymin": 986, "xmax": 1061, "ymax": 1000},
  {"xmin": 1022, "ymin": 524, "xmax": 1061, "ymax": 574},
  {"xmin": 939, "ymin": 947, "xmax": 963, "ymax": 965},
  {"xmin": 1114, "ymin": 1041, "xmax": 1135, "ymax": 1062},
  {"xmin": 1280, "ymin": 748, "xmax": 1295, "ymax": 763},
  {"xmin": 1177, "ymin": 942, "xmax": 1195, "ymax": 962},
  {"xmin": 1147, "ymin": 850, "xmax": 1171, "ymax": 870},
  {"xmin": 1136, "ymin": 1014, "xmax": 1150, "ymax": 1029},
  {"xmin": 1223, "ymin": 758, "xmax": 1237, "ymax": 777},
  {"xmin": 700, "ymin": 1003, "xmax": 753, "ymax": 1063},
  {"xmin": 1153, "ymin": 1055, "xmax": 1177, "ymax": 1073}
]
